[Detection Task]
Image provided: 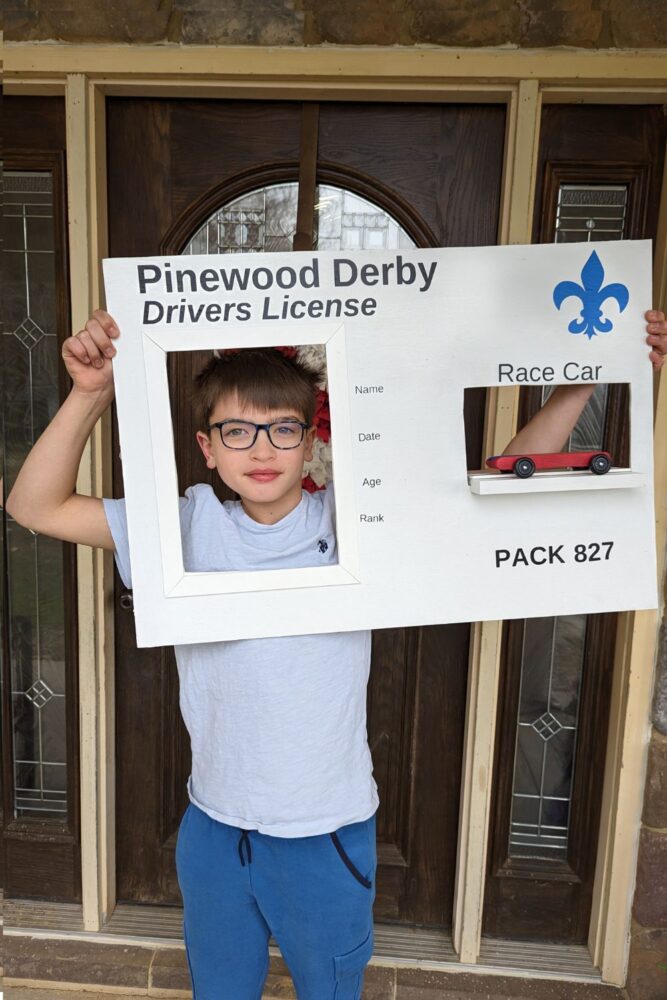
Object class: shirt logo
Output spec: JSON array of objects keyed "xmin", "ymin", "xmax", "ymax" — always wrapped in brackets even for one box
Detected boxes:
[{"xmin": 318, "ymin": 539, "xmax": 328, "ymax": 553}]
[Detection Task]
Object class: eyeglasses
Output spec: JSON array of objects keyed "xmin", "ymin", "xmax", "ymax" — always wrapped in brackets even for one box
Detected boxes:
[{"xmin": 208, "ymin": 419, "xmax": 309, "ymax": 450}]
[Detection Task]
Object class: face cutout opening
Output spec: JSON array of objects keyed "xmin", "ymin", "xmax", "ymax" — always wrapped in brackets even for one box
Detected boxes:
[{"xmin": 165, "ymin": 342, "xmax": 344, "ymax": 572}]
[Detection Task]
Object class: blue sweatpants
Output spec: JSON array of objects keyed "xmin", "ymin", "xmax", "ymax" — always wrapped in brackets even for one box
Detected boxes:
[{"xmin": 175, "ymin": 801, "xmax": 377, "ymax": 1000}]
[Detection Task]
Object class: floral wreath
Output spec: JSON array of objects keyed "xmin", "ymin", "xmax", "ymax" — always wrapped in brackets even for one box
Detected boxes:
[{"xmin": 215, "ymin": 345, "xmax": 331, "ymax": 493}]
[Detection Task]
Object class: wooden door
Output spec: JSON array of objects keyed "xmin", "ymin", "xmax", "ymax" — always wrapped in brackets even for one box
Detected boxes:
[
  {"xmin": 107, "ymin": 98, "xmax": 506, "ymax": 926},
  {"xmin": 483, "ymin": 104, "xmax": 667, "ymax": 943}
]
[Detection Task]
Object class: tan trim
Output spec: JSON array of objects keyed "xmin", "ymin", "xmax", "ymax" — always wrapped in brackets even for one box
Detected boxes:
[
  {"xmin": 90, "ymin": 80, "xmax": 117, "ymax": 926},
  {"xmin": 483, "ymin": 80, "xmax": 541, "ymax": 453},
  {"xmin": 4, "ymin": 77, "xmax": 67, "ymax": 96},
  {"xmin": 5, "ymin": 77, "xmax": 513, "ymax": 102},
  {"xmin": 589, "ymin": 143, "xmax": 667, "ymax": 985},
  {"xmin": 454, "ymin": 620, "xmax": 504, "ymax": 963},
  {"xmin": 542, "ymin": 86, "xmax": 667, "ymax": 104},
  {"xmin": 93, "ymin": 80, "xmax": 511, "ymax": 102},
  {"xmin": 7, "ymin": 80, "xmax": 667, "ymax": 105},
  {"xmin": 504, "ymin": 81, "xmax": 542, "ymax": 246},
  {"xmin": 497, "ymin": 86, "xmax": 519, "ymax": 246},
  {"xmin": 66, "ymin": 72, "xmax": 98, "ymax": 933},
  {"xmin": 9, "ymin": 82, "xmax": 667, "ymax": 108},
  {"xmin": 67, "ymin": 74, "xmax": 115, "ymax": 931},
  {"xmin": 453, "ymin": 81, "xmax": 542, "ymax": 964},
  {"xmin": 5, "ymin": 43, "xmax": 667, "ymax": 86}
]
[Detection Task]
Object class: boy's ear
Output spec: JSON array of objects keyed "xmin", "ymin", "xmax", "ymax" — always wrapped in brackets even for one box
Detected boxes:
[
  {"xmin": 195, "ymin": 430, "xmax": 217, "ymax": 469},
  {"xmin": 304, "ymin": 425, "xmax": 316, "ymax": 463}
]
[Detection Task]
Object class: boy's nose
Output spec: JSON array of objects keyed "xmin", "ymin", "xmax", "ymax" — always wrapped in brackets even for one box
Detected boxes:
[{"xmin": 250, "ymin": 428, "xmax": 276, "ymax": 456}]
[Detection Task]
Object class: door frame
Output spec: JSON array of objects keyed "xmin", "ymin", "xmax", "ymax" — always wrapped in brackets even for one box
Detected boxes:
[{"xmin": 4, "ymin": 44, "xmax": 667, "ymax": 987}]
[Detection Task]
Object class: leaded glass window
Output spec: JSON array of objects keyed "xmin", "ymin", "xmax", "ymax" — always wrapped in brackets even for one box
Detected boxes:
[
  {"xmin": 181, "ymin": 182, "xmax": 416, "ymax": 255},
  {"xmin": 183, "ymin": 185, "xmax": 297, "ymax": 254},
  {"xmin": 315, "ymin": 186, "xmax": 415, "ymax": 251},
  {"xmin": 507, "ymin": 183, "xmax": 626, "ymax": 861},
  {"xmin": 509, "ymin": 615, "xmax": 586, "ymax": 859},
  {"xmin": 555, "ymin": 185, "xmax": 628, "ymax": 243},
  {"xmin": 3, "ymin": 169, "xmax": 68, "ymax": 818}
]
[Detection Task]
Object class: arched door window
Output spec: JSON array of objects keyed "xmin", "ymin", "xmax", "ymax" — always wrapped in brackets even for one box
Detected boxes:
[
  {"xmin": 181, "ymin": 182, "xmax": 416, "ymax": 255},
  {"xmin": 180, "ymin": 183, "xmax": 415, "ymax": 490}
]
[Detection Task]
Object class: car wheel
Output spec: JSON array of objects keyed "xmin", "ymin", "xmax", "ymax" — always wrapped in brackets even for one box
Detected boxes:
[
  {"xmin": 514, "ymin": 457, "xmax": 536, "ymax": 479},
  {"xmin": 590, "ymin": 453, "xmax": 611, "ymax": 475}
]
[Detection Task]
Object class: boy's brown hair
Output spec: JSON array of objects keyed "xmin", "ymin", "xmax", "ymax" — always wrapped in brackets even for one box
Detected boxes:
[{"xmin": 192, "ymin": 348, "xmax": 322, "ymax": 433}]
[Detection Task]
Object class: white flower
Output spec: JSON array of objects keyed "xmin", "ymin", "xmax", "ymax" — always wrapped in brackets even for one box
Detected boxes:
[
  {"xmin": 297, "ymin": 343, "xmax": 327, "ymax": 388},
  {"xmin": 304, "ymin": 435, "xmax": 332, "ymax": 487}
]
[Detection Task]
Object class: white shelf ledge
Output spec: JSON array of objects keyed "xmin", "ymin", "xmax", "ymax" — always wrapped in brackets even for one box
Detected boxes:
[{"xmin": 468, "ymin": 468, "xmax": 645, "ymax": 495}]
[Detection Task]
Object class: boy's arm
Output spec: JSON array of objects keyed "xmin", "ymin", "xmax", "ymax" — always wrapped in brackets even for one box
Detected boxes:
[
  {"xmin": 502, "ymin": 383, "xmax": 594, "ymax": 456},
  {"xmin": 503, "ymin": 310, "xmax": 667, "ymax": 456},
  {"xmin": 5, "ymin": 310, "xmax": 119, "ymax": 550}
]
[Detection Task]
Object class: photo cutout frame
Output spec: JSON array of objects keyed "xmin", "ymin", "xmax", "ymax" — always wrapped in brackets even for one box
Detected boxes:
[{"xmin": 103, "ymin": 240, "xmax": 657, "ymax": 647}]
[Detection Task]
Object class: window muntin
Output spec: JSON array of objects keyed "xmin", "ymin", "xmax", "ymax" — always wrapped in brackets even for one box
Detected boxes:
[{"xmin": 555, "ymin": 184, "xmax": 627, "ymax": 243}]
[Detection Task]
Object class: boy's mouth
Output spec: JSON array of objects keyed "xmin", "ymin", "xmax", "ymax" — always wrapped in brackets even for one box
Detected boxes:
[{"xmin": 246, "ymin": 470, "xmax": 281, "ymax": 482}]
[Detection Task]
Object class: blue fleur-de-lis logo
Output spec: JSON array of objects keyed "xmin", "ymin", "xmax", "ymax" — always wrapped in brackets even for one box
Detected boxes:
[
  {"xmin": 553, "ymin": 251, "xmax": 629, "ymax": 340},
  {"xmin": 318, "ymin": 539, "xmax": 328, "ymax": 553}
]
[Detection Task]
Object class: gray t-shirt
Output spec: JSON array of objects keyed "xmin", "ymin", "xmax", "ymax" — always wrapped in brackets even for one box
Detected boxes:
[{"xmin": 103, "ymin": 484, "xmax": 378, "ymax": 836}]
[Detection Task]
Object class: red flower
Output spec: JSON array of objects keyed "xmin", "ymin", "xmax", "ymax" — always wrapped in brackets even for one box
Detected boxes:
[
  {"xmin": 313, "ymin": 389, "xmax": 331, "ymax": 443},
  {"xmin": 302, "ymin": 474, "xmax": 325, "ymax": 493}
]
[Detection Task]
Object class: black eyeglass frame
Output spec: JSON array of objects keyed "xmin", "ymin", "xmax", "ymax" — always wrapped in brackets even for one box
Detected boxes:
[{"xmin": 207, "ymin": 418, "xmax": 310, "ymax": 450}]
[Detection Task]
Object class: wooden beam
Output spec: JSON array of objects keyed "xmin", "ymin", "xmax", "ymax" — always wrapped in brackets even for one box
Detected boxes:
[
  {"xmin": 294, "ymin": 103, "xmax": 319, "ymax": 252},
  {"xmin": 66, "ymin": 73, "xmax": 115, "ymax": 932},
  {"xmin": 5, "ymin": 44, "xmax": 667, "ymax": 88}
]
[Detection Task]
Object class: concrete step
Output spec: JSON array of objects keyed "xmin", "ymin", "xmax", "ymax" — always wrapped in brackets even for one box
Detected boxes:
[{"xmin": 5, "ymin": 986, "xmax": 289, "ymax": 1000}]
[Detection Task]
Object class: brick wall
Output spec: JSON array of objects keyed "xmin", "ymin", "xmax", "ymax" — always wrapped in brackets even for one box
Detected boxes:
[{"xmin": 6, "ymin": 0, "xmax": 667, "ymax": 47}]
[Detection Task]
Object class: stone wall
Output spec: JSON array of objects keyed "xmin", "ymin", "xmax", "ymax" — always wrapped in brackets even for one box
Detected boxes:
[
  {"xmin": 5, "ymin": 0, "xmax": 667, "ymax": 47},
  {"xmin": 626, "ymin": 619, "xmax": 667, "ymax": 1000}
]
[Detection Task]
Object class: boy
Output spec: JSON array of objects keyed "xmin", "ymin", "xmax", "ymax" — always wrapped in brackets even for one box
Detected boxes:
[{"xmin": 7, "ymin": 308, "xmax": 667, "ymax": 1000}]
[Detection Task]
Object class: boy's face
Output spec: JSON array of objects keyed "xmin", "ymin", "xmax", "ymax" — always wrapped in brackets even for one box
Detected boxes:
[{"xmin": 195, "ymin": 392, "xmax": 315, "ymax": 525}]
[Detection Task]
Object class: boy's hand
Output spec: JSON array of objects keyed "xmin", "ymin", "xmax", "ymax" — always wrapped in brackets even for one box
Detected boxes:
[
  {"xmin": 646, "ymin": 310, "xmax": 667, "ymax": 371},
  {"xmin": 62, "ymin": 309, "xmax": 119, "ymax": 396}
]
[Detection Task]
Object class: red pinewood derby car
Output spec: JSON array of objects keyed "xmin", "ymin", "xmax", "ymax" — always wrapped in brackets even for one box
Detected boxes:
[{"xmin": 486, "ymin": 451, "xmax": 612, "ymax": 478}]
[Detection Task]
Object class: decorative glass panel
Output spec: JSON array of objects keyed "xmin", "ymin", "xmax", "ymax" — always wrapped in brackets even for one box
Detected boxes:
[
  {"xmin": 508, "ymin": 183, "xmax": 625, "ymax": 861},
  {"xmin": 555, "ymin": 185, "xmax": 627, "ymax": 243},
  {"xmin": 315, "ymin": 187, "xmax": 415, "ymax": 251},
  {"xmin": 182, "ymin": 182, "xmax": 416, "ymax": 256},
  {"xmin": 183, "ymin": 185, "xmax": 298, "ymax": 254},
  {"xmin": 3, "ymin": 169, "xmax": 68, "ymax": 818},
  {"xmin": 509, "ymin": 615, "xmax": 586, "ymax": 859}
]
